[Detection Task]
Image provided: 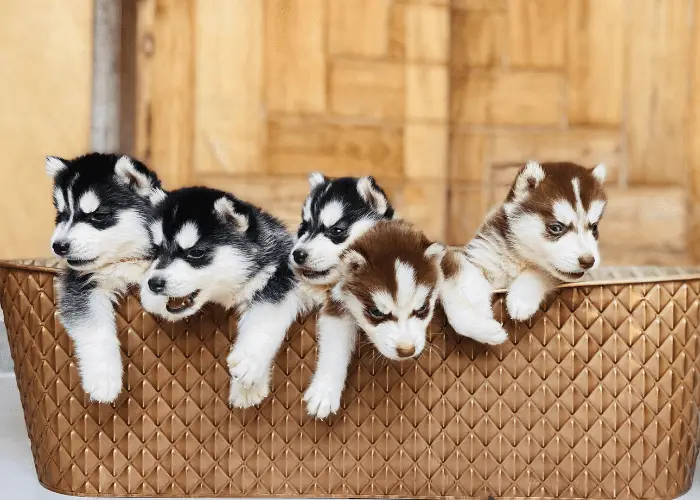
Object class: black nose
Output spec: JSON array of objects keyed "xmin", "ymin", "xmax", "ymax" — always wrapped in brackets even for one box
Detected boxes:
[
  {"xmin": 148, "ymin": 277, "xmax": 166, "ymax": 294},
  {"xmin": 292, "ymin": 249, "xmax": 308, "ymax": 265},
  {"xmin": 52, "ymin": 241, "xmax": 70, "ymax": 257},
  {"xmin": 578, "ymin": 255, "xmax": 595, "ymax": 269}
]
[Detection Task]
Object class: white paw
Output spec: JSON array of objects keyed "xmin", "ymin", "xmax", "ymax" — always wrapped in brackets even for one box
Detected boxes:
[
  {"xmin": 506, "ymin": 291, "xmax": 542, "ymax": 321},
  {"xmin": 80, "ymin": 358, "xmax": 123, "ymax": 403},
  {"xmin": 228, "ymin": 378, "xmax": 269, "ymax": 408},
  {"xmin": 467, "ymin": 320, "xmax": 509, "ymax": 345},
  {"xmin": 227, "ymin": 350, "xmax": 269, "ymax": 388},
  {"xmin": 304, "ymin": 380, "xmax": 342, "ymax": 419}
]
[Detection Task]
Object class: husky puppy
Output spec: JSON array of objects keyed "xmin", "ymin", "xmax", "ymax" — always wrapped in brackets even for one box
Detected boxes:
[
  {"xmin": 288, "ymin": 173, "xmax": 394, "ymax": 418},
  {"xmin": 140, "ymin": 186, "xmax": 314, "ymax": 407},
  {"xmin": 46, "ymin": 153, "xmax": 164, "ymax": 403},
  {"xmin": 305, "ymin": 220, "xmax": 445, "ymax": 419},
  {"xmin": 441, "ymin": 161, "xmax": 608, "ymax": 343}
]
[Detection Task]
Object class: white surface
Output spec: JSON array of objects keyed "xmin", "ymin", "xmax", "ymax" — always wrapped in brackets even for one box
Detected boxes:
[{"xmin": 0, "ymin": 373, "xmax": 698, "ymax": 500}]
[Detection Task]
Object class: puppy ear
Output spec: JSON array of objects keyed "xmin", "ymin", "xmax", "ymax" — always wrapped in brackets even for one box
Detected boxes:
[
  {"xmin": 592, "ymin": 163, "xmax": 606, "ymax": 184},
  {"xmin": 114, "ymin": 156, "xmax": 159, "ymax": 198},
  {"xmin": 308, "ymin": 172, "xmax": 327, "ymax": 189},
  {"xmin": 424, "ymin": 242, "xmax": 446, "ymax": 263},
  {"xmin": 357, "ymin": 176, "xmax": 390, "ymax": 216},
  {"xmin": 46, "ymin": 156, "xmax": 67, "ymax": 178},
  {"xmin": 511, "ymin": 160, "xmax": 545, "ymax": 198},
  {"xmin": 341, "ymin": 249, "xmax": 367, "ymax": 275},
  {"xmin": 213, "ymin": 196, "xmax": 249, "ymax": 233}
]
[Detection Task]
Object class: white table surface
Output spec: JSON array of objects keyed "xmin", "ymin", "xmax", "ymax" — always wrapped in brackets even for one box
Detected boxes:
[{"xmin": 1, "ymin": 373, "xmax": 698, "ymax": 500}]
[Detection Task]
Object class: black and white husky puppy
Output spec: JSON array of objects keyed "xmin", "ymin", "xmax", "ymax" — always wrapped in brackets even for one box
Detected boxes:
[
  {"xmin": 139, "ymin": 187, "xmax": 317, "ymax": 408},
  {"xmin": 46, "ymin": 153, "xmax": 165, "ymax": 403},
  {"xmin": 289, "ymin": 173, "xmax": 395, "ymax": 419}
]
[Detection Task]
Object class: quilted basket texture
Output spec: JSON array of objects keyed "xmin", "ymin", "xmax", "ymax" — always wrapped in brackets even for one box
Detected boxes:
[{"xmin": 1, "ymin": 259, "xmax": 700, "ymax": 499}]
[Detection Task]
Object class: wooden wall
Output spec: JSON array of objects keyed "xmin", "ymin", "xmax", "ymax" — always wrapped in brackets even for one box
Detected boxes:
[{"xmin": 0, "ymin": 1, "xmax": 93, "ymax": 259}]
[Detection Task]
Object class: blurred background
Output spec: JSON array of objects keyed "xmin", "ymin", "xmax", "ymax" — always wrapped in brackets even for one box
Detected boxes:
[{"xmin": 1, "ymin": 0, "xmax": 695, "ymax": 265}]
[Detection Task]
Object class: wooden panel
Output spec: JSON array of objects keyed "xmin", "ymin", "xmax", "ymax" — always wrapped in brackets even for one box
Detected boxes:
[
  {"xmin": 452, "ymin": 0, "xmax": 507, "ymax": 10},
  {"xmin": 194, "ymin": 0, "xmax": 263, "ymax": 175},
  {"xmin": 406, "ymin": 64, "xmax": 449, "ymax": 120},
  {"xmin": 328, "ymin": 0, "xmax": 392, "ymax": 57},
  {"xmin": 450, "ymin": 132, "xmax": 492, "ymax": 183},
  {"xmin": 567, "ymin": 0, "xmax": 625, "ymax": 125},
  {"xmin": 451, "ymin": 8, "xmax": 505, "ymax": 68},
  {"xmin": 388, "ymin": 3, "xmax": 406, "ymax": 59},
  {"xmin": 404, "ymin": 123, "xmax": 448, "ymax": 180},
  {"xmin": 447, "ymin": 185, "xmax": 488, "ymax": 245},
  {"xmin": 508, "ymin": 0, "xmax": 566, "ymax": 68},
  {"xmin": 134, "ymin": 0, "xmax": 195, "ymax": 188},
  {"xmin": 267, "ymin": 117, "xmax": 404, "ymax": 178},
  {"xmin": 405, "ymin": 3, "xmax": 450, "ymax": 63},
  {"xmin": 452, "ymin": 71, "xmax": 563, "ymax": 125},
  {"xmin": 690, "ymin": 4, "xmax": 700, "ymax": 261},
  {"xmin": 0, "ymin": 0, "xmax": 92, "ymax": 258},
  {"xmin": 265, "ymin": 0, "xmax": 326, "ymax": 113},
  {"xmin": 390, "ymin": 180, "xmax": 448, "ymax": 241},
  {"xmin": 491, "ymin": 130, "xmax": 623, "ymax": 184},
  {"xmin": 626, "ymin": 0, "xmax": 693, "ymax": 185},
  {"xmin": 330, "ymin": 60, "xmax": 404, "ymax": 119}
]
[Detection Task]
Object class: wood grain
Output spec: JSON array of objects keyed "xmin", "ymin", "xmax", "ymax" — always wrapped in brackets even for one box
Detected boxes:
[
  {"xmin": 194, "ymin": 0, "xmax": 264, "ymax": 175},
  {"xmin": 265, "ymin": 0, "xmax": 326, "ymax": 113},
  {"xmin": 508, "ymin": 0, "xmax": 567, "ymax": 68},
  {"xmin": 329, "ymin": 0, "xmax": 392, "ymax": 57},
  {"xmin": 451, "ymin": 8, "xmax": 505, "ymax": 68},
  {"xmin": 330, "ymin": 60, "xmax": 404, "ymax": 119},
  {"xmin": 406, "ymin": 64, "xmax": 449, "ymax": 120},
  {"xmin": 405, "ymin": 3, "xmax": 450, "ymax": 63}
]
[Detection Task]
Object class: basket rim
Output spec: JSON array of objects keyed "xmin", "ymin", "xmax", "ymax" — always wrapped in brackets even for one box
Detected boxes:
[{"xmin": 1, "ymin": 258, "xmax": 699, "ymax": 290}]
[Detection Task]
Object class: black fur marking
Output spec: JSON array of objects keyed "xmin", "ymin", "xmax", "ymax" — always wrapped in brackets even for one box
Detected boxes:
[
  {"xmin": 298, "ymin": 176, "xmax": 394, "ymax": 241},
  {"xmin": 56, "ymin": 268, "xmax": 98, "ymax": 326},
  {"xmin": 252, "ymin": 261, "xmax": 297, "ymax": 304}
]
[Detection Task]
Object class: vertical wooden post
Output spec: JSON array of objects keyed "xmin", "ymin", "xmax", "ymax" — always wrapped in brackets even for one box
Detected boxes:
[{"xmin": 91, "ymin": 0, "xmax": 121, "ymax": 152}]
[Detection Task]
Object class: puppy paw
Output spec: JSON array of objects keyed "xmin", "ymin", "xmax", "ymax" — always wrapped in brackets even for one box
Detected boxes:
[
  {"xmin": 304, "ymin": 379, "xmax": 342, "ymax": 419},
  {"xmin": 467, "ymin": 320, "xmax": 509, "ymax": 345},
  {"xmin": 506, "ymin": 291, "xmax": 541, "ymax": 321},
  {"xmin": 80, "ymin": 357, "xmax": 123, "ymax": 403},
  {"xmin": 227, "ymin": 350, "xmax": 269, "ymax": 388},
  {"xmin": 228, "ymin": 378, "xmax": 270, "ymax": 408}
]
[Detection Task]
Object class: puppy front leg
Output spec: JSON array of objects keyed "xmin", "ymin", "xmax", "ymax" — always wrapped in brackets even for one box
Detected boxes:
[
  {"xmin": 227, "ymin": 293, "xmax": 299, "ymax": 408},
  {"xmin": 506, "ymin": 269, "xmax": 553, "ymax": 321},
  {"xmin": 62, "ymin": 289, "xmax": 123, "ymax": 403},
  {"xmin": 304, "ymin": 309, "xmax": 356, "ymax": 419}
]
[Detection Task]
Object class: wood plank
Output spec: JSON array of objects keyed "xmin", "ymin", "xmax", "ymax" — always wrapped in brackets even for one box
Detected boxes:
[
  {"xmin": 447, "ymin": 185, "xmax": 488, "ymax": 245},
  {"xmin": 450, "ymin": 8, "xmax": 505, "ymax": 68},
  {"xmin": 267, "ymin": 117, "xmax": 404, "ymax": 178},
  {"xmin": 451, "ymin": 0, "xmax": 507, "ymax": 10},
  {"xmin": 388, "ymin": 2, "xmax": 406, "ymax": 59},
  {"xmin": 451, "ymin": 70, "xmax": 563, "ymax": 125},
  {"xmin": 404, "ymin": 123, "xmax": 449, "ymax": 180},
  {"xmin": 330, "ymin": 59, "xmax": 404, "ymax": 119},
  {"xmin": 406, "ymin": 64, "xmax": 449, "ymax": 120},
  {"xmin": 328, "ymin": 0, "xmax": 392, "ymax": 58},
  {"xmin": 449, "ymin": 132, "xmax": 492, "ymax": 183},
  {"xmin": 265, "ymin": 0, "xmax": 326, "ymax": 113},
  {"xmin": 194, "ymin": 0, "xmax": 264, "ymax": 175},
  {"xmin": 689, "ymin": 3, "xmax": 700, "ymax": 261},
  {"xmin": 0, "ymin": 0, "xmax": 92, "ymax": 258},
  {"xmin": 508, "ymin": 0, "xmax": 567, "ymax": 68},
  {"xmin": 405, "ymin": 3, "xmax": 450, "ymax": 63},
  {"xmin": 134, "ymin": 0, "xmax": 195, "ymax": 188},
  {"xmin": 389, "ymin": 180, "xmax": 448, "ymax": 241},
  {"xmin": 567, "ymin": 0, "xmax": 625, "ymax": 125},
  {"xmin": 490, "ymin": 129, "xmax": 623, "ymax": 185},
  {"xmin": 626, "ymin": 0, "xmax": 693, "ymax": 185}
]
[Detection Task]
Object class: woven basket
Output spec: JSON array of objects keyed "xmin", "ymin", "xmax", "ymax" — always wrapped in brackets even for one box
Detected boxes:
[{"xmin": 1, "ymin": 259, "xmax": 700, "ymax": 499}]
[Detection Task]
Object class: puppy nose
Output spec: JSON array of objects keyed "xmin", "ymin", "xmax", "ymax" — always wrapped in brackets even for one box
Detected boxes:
[
  {"xmin": 147, "ymin": 277, "xmax": 166, "ymax": 294},
  {"xmin": 292, "ymin": 249, "xmax": 308, "ymax": 265},
  {"xmin": 396, "ymin": 344, "xmax": 416, "ymax": 358},
  {"xmin": 52, "ymin": 241, "xmax": 70, "ymax": 257},
  {"xmin": 578, "ymin": 255, "xmax": 595, "ymax": 269}
]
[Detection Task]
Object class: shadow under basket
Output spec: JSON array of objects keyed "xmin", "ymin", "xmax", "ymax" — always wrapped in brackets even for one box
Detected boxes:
[{"xmin": 1, "ymin": 259, "xmax": 700, "ymax": 499}]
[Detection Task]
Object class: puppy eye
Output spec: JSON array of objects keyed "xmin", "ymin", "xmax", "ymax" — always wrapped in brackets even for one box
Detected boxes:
[
  {"xmin": 298, "ymin": 220, "xmax": 309, "ymax": 234},
  {"xmin": 330, "ymin": 226, "xmax": 345, "ymax": 236},
  {"xmin": 187, "ymin": 249, "xmax": 205, "ymax": 259},
  {"xmin": 590, "ymin": 222, "xmax": 599, "ymax": 238},
  {"xmin": 414, "ymin": 300, "xmax": 430, "ymax": 316},
  {"xmin": 548, "ymin": 222, "xmax": 565, "ymax": 235},
  {"xmin": 368, "ymin": 307, "xmax": 388, "ymax": 319},
  {"xmin": 90, "ymin": 212, "xmax": 108, "ymax": 223}
]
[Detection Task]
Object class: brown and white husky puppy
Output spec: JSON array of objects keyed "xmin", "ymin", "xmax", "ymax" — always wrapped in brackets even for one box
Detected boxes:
[
  {"xmin": 441, "ymin": 161, "xmax": 608, "ymax": 343},
  {"xmin": 304, "ymin": 220, "xmax": 446, "ymax": 419}
]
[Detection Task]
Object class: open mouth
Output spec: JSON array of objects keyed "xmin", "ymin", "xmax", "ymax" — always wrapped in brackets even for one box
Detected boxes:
[
  {"xmin": 556, "ymin": 269, "xmax": 586, "ymax": 280},
  {"xmin": 166, "ymin": 290, "xmax": 200, "ymax": 313},
  {"xmin": 299, "ymin": 268, "xmax": 331, "ymax": 280},
  {"xmin": 66, "ymin": 258, "xmax": 97, "ymax": 268}
]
